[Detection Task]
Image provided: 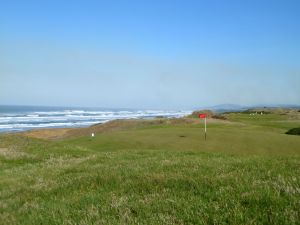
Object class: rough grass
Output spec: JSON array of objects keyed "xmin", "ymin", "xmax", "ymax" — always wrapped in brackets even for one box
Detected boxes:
[{"xmin": 1, "ymin": 113, "xmax": 300, "ymax": 224}]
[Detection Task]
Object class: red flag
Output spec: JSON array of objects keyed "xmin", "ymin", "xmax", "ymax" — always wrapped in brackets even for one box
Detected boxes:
[{"xmin": 199, "ymin": 114, "xmax": 206, "ymax": 118}]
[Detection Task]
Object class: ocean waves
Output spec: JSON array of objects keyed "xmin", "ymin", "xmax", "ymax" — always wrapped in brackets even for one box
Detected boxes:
[{"xmin": 0, "ymin": 108, "xmax": 192, "ymax": 132}]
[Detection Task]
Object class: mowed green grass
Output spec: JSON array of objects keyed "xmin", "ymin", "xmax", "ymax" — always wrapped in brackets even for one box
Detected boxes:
[{"xmin": 1, "ymin": 113, "xmax": 300, "ymax": 224}]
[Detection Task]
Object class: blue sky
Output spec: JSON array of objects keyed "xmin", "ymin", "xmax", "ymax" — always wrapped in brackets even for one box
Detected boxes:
[{"xmin": 1, "ymin": 0, "xmax": 299, "ymax": 109}]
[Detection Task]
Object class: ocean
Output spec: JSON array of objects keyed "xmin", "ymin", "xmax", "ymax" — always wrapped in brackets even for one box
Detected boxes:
[{"xmin": 0, "ymin": 105, "xmax": 192, "ymax": 133}]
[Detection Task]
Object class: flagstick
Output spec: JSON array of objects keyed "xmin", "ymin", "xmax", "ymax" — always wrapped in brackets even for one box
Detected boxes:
[{"xmin": 204, "ymin": 117, "xmax": 207, "ymax": 140}]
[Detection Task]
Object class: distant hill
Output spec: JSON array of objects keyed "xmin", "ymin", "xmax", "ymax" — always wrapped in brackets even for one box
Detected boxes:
[
  {"xmin": 195, "ymin": 104, "xmax": 300, "ymax": 113},
  {"xmin": 208, "ymin": 104, "xmax": 247, "ymax": 112},
  {"xmin": 194, "ymin": 104, "xmax": 247, "ymax": 113}
]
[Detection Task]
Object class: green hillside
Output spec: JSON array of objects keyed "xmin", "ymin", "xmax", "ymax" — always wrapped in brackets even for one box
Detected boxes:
[{"xmin": 1, "ymin": 111, "xmax": 300, "ymax": 224}]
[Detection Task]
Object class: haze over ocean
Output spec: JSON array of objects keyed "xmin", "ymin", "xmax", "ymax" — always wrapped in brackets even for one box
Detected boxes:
[{"xmin": 1, "ymin": 0, "xmax": 299, "ymax": 109}]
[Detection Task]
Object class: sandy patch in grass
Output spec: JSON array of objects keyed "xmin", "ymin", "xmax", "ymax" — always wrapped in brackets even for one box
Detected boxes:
[{"xmin": 21, "ymin": 128, "xmax": 73, "ymax": 140}]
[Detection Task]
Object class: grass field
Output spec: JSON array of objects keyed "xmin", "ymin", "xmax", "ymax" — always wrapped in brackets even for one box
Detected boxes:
[{"xmin": 1, "ymin": 111, "xmax": 300, "ymax": 224}]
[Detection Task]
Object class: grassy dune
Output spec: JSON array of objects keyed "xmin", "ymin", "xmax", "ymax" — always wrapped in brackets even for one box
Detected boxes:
[{"xmin": 1, "ymin": 112, "xmax": 300, "ymax": 224}]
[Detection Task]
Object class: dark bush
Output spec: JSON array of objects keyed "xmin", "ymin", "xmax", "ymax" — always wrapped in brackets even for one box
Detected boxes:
[
  {"xmin": 212, "ymin": 115, "xmax": 227, "ymax": 120},
  {"xmin": 286, "ymin": 128, "xmax": 300, "ymax": 136}
]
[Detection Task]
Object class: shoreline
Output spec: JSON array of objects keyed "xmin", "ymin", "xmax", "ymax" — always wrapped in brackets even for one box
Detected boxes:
[
  {"xmin": 0, "ymin": 107, "xmax": 193, "ymax": 134},
  {"xmin": 2, "ymin": 117, "xmax": 201, "ymax": 140}
]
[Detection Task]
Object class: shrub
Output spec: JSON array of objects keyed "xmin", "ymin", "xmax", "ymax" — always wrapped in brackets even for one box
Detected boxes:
[
  {"xmin": 212, "ymin": 114, "xmax": 227, "ymax": 120},
  {"xmin": 285, "ymin": 127, "xmax": 300, "ymax": 136}
]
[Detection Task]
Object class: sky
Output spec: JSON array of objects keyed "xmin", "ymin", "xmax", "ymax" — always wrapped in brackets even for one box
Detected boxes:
[{"xmin": 1, "ymin": 0, "xmax": 300, "ymax": 109}]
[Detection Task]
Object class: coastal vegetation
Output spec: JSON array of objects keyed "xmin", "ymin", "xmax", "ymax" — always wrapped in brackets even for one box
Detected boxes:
[{"xmin": 1, "ymin": 109, "xmax": 300, "ymax": 224}]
